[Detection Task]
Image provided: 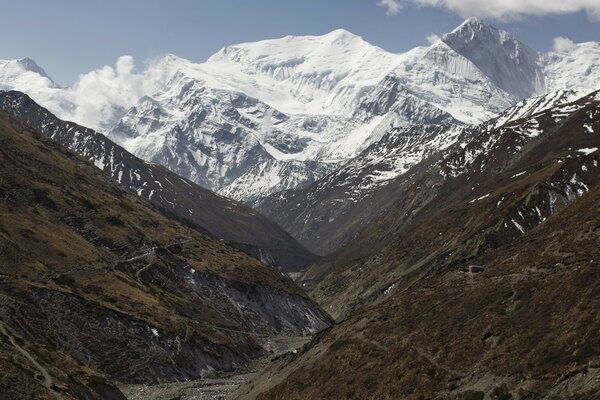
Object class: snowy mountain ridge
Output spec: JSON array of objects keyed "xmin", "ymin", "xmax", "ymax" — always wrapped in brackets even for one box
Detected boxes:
[{"xmin": 1, "ymin": 18, "xmax": 600, "ymax": 201}]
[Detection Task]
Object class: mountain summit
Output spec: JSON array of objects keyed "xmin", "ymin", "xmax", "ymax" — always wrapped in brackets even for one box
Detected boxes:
[
  {"xmin": 442, "ymin": 17, "xmax": 544, "ymax": 99},
  {"xmin": 206, "ymin": 27, "xmax": 397, "ymax": 116},
  {"xmin": 16, "ymin": 57, "xmax": 52, "ymax": 78},
  {"xmin": 0, "ymin": 57, "xmax": 59, "ymax": 90}
]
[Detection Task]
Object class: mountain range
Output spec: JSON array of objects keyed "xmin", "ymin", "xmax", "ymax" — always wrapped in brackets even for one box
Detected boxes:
[
  {"xmin": 236, "ymin": 84, "xmax": 600, "ymax": 400},
  {"xmin": 256, "ymin": 88, "xmax": 586, "ymax": 255},
  {"xmin": 1, "ymin": 16, "xmax": 599, "ymax": 400},
  {"xmin": 2, "ymin": 18, "xmax": 600, "ymax": 204}
]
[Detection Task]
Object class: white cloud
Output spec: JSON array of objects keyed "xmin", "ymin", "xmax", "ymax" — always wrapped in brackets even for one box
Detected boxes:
[
  {"xmin": 379, "ymin": 0, "xmax": 600, "ymax": 21},
  {"xmin": 426, "ymin": 33, "xmax": 440, "ymax": 44},
  {"xmin": 552, "ymin": 36, "xmax": 577, "ymax": 52},
  {"xmin": 378, "ymin": 0, "xmax": 402, "ymax": 15},
  {"xmin": 65, "ymin": 56, "xmax": 146, "ymax": 130}
]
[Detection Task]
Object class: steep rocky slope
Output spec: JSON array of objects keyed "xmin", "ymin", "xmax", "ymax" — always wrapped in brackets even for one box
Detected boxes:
[
  {"xmin": 0, "ymin": 110, "xmax": 330, "ymax": 399},
  {"xmin": 243, "ymin": 185, "xmax": 600, "ymax": 399},
  {"xmin": 0, "ymin": 90, "xmax": 317, "ymax": 272},
  {"xmin": 258, "ymin": 89, "xmax": 584, "ymax": 255},
  {"xmin": 256, "ymin": 123, "xmax": 472, "ymax": 255},
  {"xmin": 238, "ymin": 94, "xmax": 600, "ymax": 400},
  {"xmin": 304, "ymin": 91, "xmax": 600, "ymax": 318}
]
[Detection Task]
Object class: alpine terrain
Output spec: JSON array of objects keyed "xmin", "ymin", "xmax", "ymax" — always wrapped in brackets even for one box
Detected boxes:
[
  {"xmin": 2, "ymin": 18, "xmax": 599, "ymax": 204},
  {"xmin": 0, "ymin": 109, "xmax": 330, "ymax": 399},
  {"xmin": 0, "ymin": 90, "xmax": 316, "ymax": 272},
  {"xmin": 1, "ymin": 13, "xmax": 600, "ymax": 400},
  {"xmin": 238, "ymin": 88, "xmax": 600, "ymax": 400}
]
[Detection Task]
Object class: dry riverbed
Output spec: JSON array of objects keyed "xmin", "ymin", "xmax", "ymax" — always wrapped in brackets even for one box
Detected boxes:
[{"xmin": 119, "ymin": 336, "xmax": 311, "ymax": 400}]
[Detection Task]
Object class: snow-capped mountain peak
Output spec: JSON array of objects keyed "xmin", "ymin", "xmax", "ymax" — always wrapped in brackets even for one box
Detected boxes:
[
  {"xmin": 1, "ymin": 20, "xmax": 600, "ymax": 203},
  {"xmin": 205, "ymin": 29, "xmax": 400, "ymax": 116},
  {"xmin": 443, "ymin": 17, "xmax": 513, "ymax": 46},
  {"xmin": 15, "ymin": 57, "xmax": 53, "ymax": 79},
  {"xmin": 152, "ymin": 53, "xmax": 189, "ymax": 72},
  {"xmin": 448, "ymin": 16, "xmax": 486, "ymax": 34},
  {"xmin": 0, "ymin": 57, "xmax": 59, "ymax": 90},
  {"xmin": 442, "ymin": 17, "xmax": 544, "ymax": 100},
  {"xmin": 208, "ymin": 28, "xmax": 370, "ymax": 68}
]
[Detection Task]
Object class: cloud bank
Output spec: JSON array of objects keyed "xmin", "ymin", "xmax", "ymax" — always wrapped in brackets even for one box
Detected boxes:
[
  {"xmin": 65, "ymin": 56, "xmax": 146, "ymax": 130},
  {"xmin": 378, "ymin": 0, "xmax": 600, "ymax": 21},
  {"xmin": 378, "ymin": 0, "xmax": 402, "ymax": 15},
  {"xmin": 426, "ymin": 33, "xmax": 440, "ymax": 44},
  {"xmin": 552, "ymin": 37, "xmax": 577, "ymax": 52}
]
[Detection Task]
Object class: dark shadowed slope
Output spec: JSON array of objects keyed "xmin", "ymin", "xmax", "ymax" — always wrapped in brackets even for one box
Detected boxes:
[
  {"xmin": 238, "ymin": 94, "xmax": 600, "ymax": 400},
  {"xmin": 244, "ymin": 184, "xmax": 600, "ymax": 400},
  {"xmin": 0, "ymin": 110, "xmax": 330, "ymax": 399},
  {"xmin": 0, "ymin": 90, "xmax": 317, "ymax": 273}
]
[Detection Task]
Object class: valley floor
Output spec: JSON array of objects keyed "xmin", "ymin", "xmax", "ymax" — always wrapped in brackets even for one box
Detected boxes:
[{"xmin": 119, "ymin": 336, "xmax": 312, "ymax": 400}]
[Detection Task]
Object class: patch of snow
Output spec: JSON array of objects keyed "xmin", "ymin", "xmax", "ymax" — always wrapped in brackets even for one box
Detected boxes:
[
  {"xmin": 577, "ymin": 147, "xmax": 598, "ymax": 155},
  {"xmin": 468, "ymin": 193, "xmax": 490, "ymax": 204},
  {"xmin": 584, "ymin": 124, "xmax": 594, "ymax": 133},
  {"xmin": 384, "ymin": 284, "xmax": 395, "ymax": 295},
  {"xmin": 511, "ymin": 218, "xmax": 525, "ymax": 234}
]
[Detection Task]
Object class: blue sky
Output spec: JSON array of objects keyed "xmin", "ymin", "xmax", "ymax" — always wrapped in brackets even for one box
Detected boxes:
[{"xmin": 1, "ymin": 0, "xmax": 599, "ymax": 85}]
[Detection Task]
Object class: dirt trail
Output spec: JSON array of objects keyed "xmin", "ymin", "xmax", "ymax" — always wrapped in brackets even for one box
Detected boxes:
[
  {"xmin": 119, "ymin": 336, "xmax": 311, "ymax": 400},
  {"xmin": 0, "ymin": 322, "xmax": 61, "ymax": 399}
]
